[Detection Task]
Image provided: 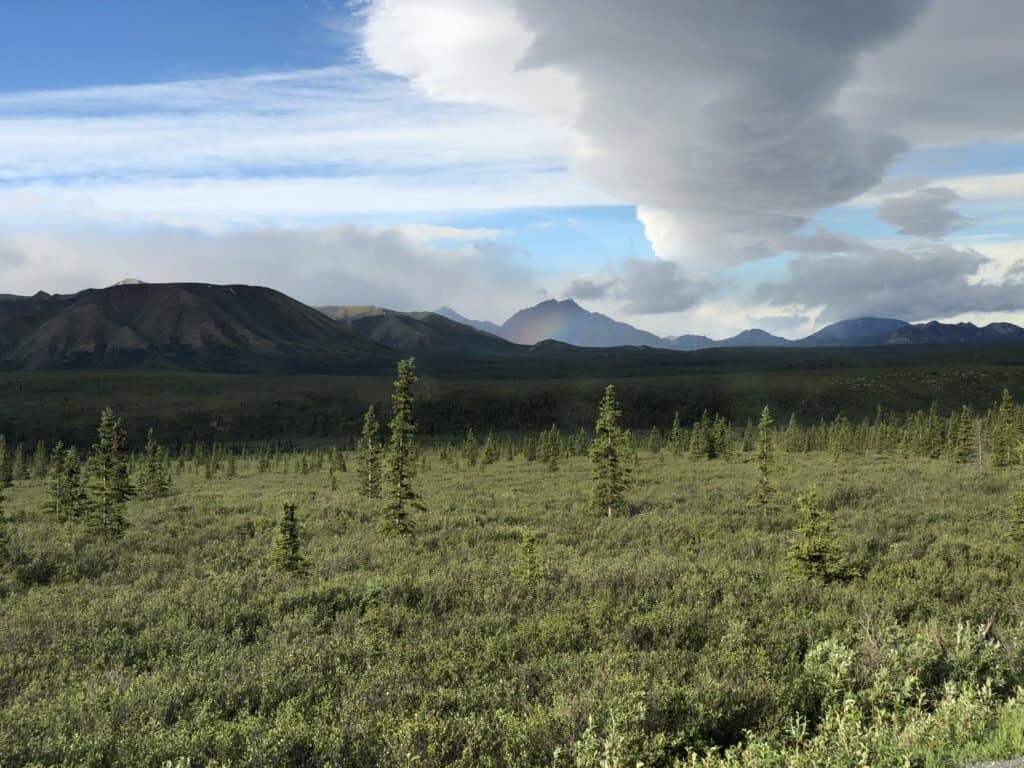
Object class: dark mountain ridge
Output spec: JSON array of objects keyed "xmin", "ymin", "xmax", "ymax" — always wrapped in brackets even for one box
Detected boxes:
[{"xmin": 0, "ymin": 283, "xmax": 394, "ymax": 373}]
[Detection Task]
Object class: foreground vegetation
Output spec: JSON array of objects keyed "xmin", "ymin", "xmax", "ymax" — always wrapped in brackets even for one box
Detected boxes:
[{"xmin": 4, "ymin": 364, "xmax": 1024, "ymax": 765}]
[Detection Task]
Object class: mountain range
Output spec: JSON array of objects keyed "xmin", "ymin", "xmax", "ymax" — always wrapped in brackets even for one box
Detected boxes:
[
  {"xmin": 436, "ymin": 298, "xmax": 1024, "ymax": 350},
  {"xmin": 1, "ymin": 281, "xmax": 1023, "ymax": 373}
]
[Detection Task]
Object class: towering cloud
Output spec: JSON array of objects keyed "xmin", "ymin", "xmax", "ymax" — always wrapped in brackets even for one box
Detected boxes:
[{"xmin": 365, "ymin": 0, "xmax": 927, "ymax": 265}]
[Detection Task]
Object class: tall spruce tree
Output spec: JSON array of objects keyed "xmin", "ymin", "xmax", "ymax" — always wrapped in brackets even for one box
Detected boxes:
[
  {"xmin": 272, "ymin": 501, "xmax": 308, "ymax": 575},
  {"xmin": 357, "ymin": 405, "xmax": 383, "ymax": 499},
  {"xmin": 382, "ymin": 358, "xmax": 421, "ymax": 535},
  {"xmin": 755, "ymin": 405, "xmax": 775, "ymax": 514},
  {"xmin": 86, "ymin": 408, "xmax": 133, "ymax": 537},
  {"xmin": 590, "ymin": 385, "xmax": 632, "ymax": 518}
]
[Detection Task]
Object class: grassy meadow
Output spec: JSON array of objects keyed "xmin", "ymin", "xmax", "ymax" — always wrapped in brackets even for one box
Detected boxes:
[{"xmin": 3, "ymin": 437, "xmax": 1024, "ymax": 766}]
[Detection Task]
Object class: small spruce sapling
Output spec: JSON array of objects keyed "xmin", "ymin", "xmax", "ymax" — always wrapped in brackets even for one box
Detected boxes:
[{"xmin": 787, "ymin": 485, "xmax": 852, "ymax": 583}]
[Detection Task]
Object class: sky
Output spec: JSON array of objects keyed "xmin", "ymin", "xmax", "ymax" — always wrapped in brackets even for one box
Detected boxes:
[{"xmin": 2, "ymin": 0, "xmax": 1024, "ymax": 338}]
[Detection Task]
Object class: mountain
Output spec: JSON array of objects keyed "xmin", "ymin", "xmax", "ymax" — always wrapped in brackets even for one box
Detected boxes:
[
  {"xmin": 797, "ymin": 317, "xmax": 911, "ymax": 347},
  {"xmin": 320, "ymin": 306, "xmax": 520, "ymax": 357},
  {"xmin": 501, "ymin": 299, "xmax": 666, "ymax": 347},
  {"xmin": 715, "ymin": 329, "xmax": 792, "ymax": 348},
  {"xmin": 884, "ymin": 320, "xmax": 1024, "ymax": 345},
  {"xmin": 434, "ymin": 306, "xmax": 506, "ymax": 338},
  {"xmin": 0, "ymin": 283, "xmax": 394, "ymax": 373},
  {"xmin": 663, "ymin": 334, "xmax": 715, "ymax": 351}
]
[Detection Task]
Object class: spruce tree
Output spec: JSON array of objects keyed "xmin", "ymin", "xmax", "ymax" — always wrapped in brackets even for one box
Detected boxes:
[
  {"xmin": 711, "ymin": 415, "xmax": 732, "ymax": 459},
  {"xmin": 668, "ymin": 411, "xmax": 685, "ymax": 455},
  {"xmin": 357, "ymin": 405, "xmax": 382, "ymax": 499},
  {"xmin": 138, "ymin": 429, "xmax": 172, "ymax": 500},
  {"xmin": 382, "ymin": 358, "xmax": 421, "ymax": 535},
  {"xmin": 30, "ymin": 441, "xmax": 49, "ymax": 479},
  {"xmin": 0, "ymin": 434, "xmax": 9, "ymax": 487},
  {"xmin": 755, "ymin": 405, "xmax": 775, "ymax": 514},
  {"xmin": 787, "ymin": 486, "xmax": 850, "ymax": 583},
  {"xmin": 646, "ymin": 426, "xmax": 663, "ymax": 453},
  {"xmin": 0, "ymin": 485, "xmax": 9, "ymax": 565},
  {"xmin": 44, "ymin": 443, "xmax": 89, "ymax": 522},
  {"xmin": 783, "ymin": 413, "xmax": 802, "ymax": 453},
  {"xmin": 991, "ymin": 390, "xmax": 1018, "ymax": 467},
  {"xmin": 541, "ymin": 425, "xmax": 562, "ymax": 472},
  {"xmin": 480, "ymin": 431, "xmax": 499, "ymax": 467},
  {"xmin": 86, "ymin": 408, "xmax": 133, "ymax": 537},
  {"xmin": 590, "ymin": 385, "xmax": 632, "ymax": 517},
  {"xmin": 272, "ymin": 501, "xmax": 308, "ymax": 575},
  {"xmin": 462, "ymin": 428, "xmax": 479, "ymax": 467},
  {"xmin": 953, "ymin": 405, "xmax": 976, "ymax": 464},
  {"xmin": 690, "ymin": 410, "xmax": 714, "ymax": 459},
  {"xmin": 10, "ymin": 444, "xmax": 25, "ymax": 482}
]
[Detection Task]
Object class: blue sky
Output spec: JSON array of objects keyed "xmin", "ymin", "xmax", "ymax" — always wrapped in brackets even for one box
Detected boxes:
[
  {"xmin": 0, "ymin": 0, "xmax": 343, "ymax": 91},
  {"xmin": 1, "ymin": 0, "xmax": 1023, "ymax": 337}
]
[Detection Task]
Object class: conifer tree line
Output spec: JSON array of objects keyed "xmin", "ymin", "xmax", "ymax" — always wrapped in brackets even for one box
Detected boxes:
[{"xmin": 6, "ymin": 388, "xmax": 1024, "ymax": 499}]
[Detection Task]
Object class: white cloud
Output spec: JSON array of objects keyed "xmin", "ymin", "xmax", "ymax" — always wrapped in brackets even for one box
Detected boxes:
[
  {"xmin": 0, "ymin": 65, "xmax": 611, "ymax": 227},
  {"xmin": 362, "ymin": 0, "xmax": 926, "ymax": 268}
]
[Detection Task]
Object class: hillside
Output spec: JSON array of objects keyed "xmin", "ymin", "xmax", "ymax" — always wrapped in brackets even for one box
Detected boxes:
[
  {"xmin": 320, "ymin": 306, "xmax": 521, "ymax": 357},
  {"xmin": 0, "ymin": 283, "xmax": 395, "ymax": 373}
]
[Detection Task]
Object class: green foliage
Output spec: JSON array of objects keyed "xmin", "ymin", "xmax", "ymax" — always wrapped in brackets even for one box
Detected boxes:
[
  {"xmin": 786, "ymin": 485, "xmax": 852, "ymax": 583},
  {"xmin": 755, "ymin": 405, "xmax": 774, "ymax": 514},
  {"xmin": 590, "ymin": 385, "xmax": 632, "ymax": 518},
  {"xmin": 10, "ymin": 442, "xmax": 26, "ymax": 481},
  {"xmin": 5, "ymin": 382, "xmax": 1024, "ymax": 765},
  {"xmin": 30, "ymin": 440, "xmax": 49, "ymax": 480},
  {"xmin": 480, "ymin": 431, "xmax": 500, "ymax": 467},
  {"xmin": 272, "ymin": 500, "xmax": 308, "ymax": 576},
  {"xmin": 540, "ymin": 424, "xmax": 562, "ymax": 472},
  {"xmin": 357, "ymin": 405, "xmax": 383, "ymax": 499},
  {"xmin": 1011, "ymin": 490, "xmax": 1024, "ymax": 544},
  {"xmin": 137, "ymin": 429, "xmax": 172, "ymax": 501},
  {"xmin": 85, "ymin": 408, "xmax": 133, "ymax": 538},
  {"xmin": 462, "ymin": 427, "xmax": 479, "ymax": 466},
  {"xmin": 990, "ymin": 389, "xmax": 1019, "ymax": 467},
  {"xmin": 953, "ymin": 405, "xmax": 978, "ymax": 464},
  {"xmin": 382, "ymin": 358, "xmax": 421, "ymax": 535},
  {"xmin": 669, "ymin": 411, "xmax": 686, "ymax": 455},
  {"xmin": 0, "ymin": 485, "xmax": 9, "ymax": 565},
  {"xmin": 43, "ymin": 443, "xmax": 88, "ymax": 522}
]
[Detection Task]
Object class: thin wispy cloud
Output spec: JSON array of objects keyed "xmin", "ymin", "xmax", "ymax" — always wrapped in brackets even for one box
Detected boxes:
[{"xmin": 0, "ymin": 65, "xmax": 611, "ymax": 227}]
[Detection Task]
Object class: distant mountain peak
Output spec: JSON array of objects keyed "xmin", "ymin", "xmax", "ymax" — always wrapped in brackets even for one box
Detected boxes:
[{"xmin": 114, "ymin": 278, "xmax": 146, "ymax": 286}]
